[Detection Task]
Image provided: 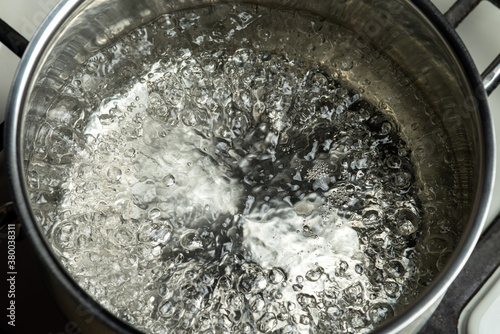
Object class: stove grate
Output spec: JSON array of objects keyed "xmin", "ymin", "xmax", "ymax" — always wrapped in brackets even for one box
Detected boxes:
[{"xmin": 0, "ymin": 19, "xmax": 28, "ymax": 58}]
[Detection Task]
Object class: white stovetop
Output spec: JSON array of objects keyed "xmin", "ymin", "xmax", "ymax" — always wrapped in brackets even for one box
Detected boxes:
[{"xmin": 0, "ymin": 1, "xmax": 499, "ymax": 333}]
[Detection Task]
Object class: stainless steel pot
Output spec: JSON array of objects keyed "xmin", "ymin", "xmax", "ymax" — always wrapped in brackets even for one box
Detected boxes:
[{"xmin": 2, "ymin": 0, "xmax": 499, "ymax": 333}]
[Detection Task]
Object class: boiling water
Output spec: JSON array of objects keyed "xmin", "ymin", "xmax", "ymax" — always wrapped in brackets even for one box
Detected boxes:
[{"xmin": 28, "ymin": 4, "xmax": 457, "ymax": 334}]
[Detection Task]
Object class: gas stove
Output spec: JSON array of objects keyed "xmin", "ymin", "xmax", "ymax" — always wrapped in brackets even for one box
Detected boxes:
[{"xmin": 0, "ymin": 0, "xmax": 499, "ymax": 333}]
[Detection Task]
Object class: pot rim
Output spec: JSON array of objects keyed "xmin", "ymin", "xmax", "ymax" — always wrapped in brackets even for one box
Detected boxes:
[
  {"xmin": 375, "ymin": 0, "xmax": 496, "ymax": 331},
  {"xmin": 4, "ymin": 0, "xmax": 495, "ymax": 333}
]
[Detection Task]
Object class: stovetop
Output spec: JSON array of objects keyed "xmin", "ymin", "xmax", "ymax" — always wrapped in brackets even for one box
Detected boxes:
[{"xmin": 0, "ymin": 0, "xmax": 499, "ymax": 333}]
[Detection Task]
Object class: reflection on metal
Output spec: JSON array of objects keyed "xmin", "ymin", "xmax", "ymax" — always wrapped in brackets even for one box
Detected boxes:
[
  {"xmin": 482, "ymin": 54, "xmax": 500, "ymax": 95},
  {"xmin": 418, "ymin": 214, "xmax": 500, "ymax": 333}
]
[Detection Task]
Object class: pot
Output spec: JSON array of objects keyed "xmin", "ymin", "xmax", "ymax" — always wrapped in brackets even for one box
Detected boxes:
[{"xmin": 1, "ymin": 0, "xmax": 499, "ymax": 333}]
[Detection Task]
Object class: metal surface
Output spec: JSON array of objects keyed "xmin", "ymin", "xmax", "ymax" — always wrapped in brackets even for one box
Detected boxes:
[
  {"xmin": 0, "ymin": 0, "xmax": 496, "ymax": 333},
  {"xmin": 483, "ymin": 54, "xmax": 500, "ymax": 96},
  {"xmin": 418, "ymin": 214, "xmax": 500, "ymax": 333}
]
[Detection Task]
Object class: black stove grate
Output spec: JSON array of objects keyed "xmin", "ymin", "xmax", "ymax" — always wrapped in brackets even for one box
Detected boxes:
[
  {"xmin": 0, "ymin": 19, "xmax": 28, "ymax": 58},
  {"xmin": 445, "ymin": 0, "xmax": 500, "ymax": 27}
]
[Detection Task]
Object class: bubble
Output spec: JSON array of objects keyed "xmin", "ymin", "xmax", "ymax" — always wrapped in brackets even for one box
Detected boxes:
[
  {"xmin": 119, "ymin": 251, "xmax": 138, "ymax": 269},
  {"xmin": 138, "ymin": 220, "xmax": 173, "ymax": 246},
  {"xmin": 268, "ymin": 267, "xmax": 286, "ymax": 284},
  {"xmin": 180, "ymin": 230, "xmax": 203, "ymax": 251},
  {"xmin": 396, "ymin": 208, "xmax": 419, "ymax": 235},
  {"xmin": 368, "ymin": 303, "xmax": 394, "ymax": 325},
  {"xmin": 107, "ymin": 167, "xmax": 122, "ymax": 182},
  {"xmin": 112, "ymin": 226, "xmax": 136, "ymax": 247},
  {"xmin": 425, "ymin": 234, "xmax": 453, "ymax": 253},
  {"xmin": 343, "ymin": 282, "xmax": 364, "ymax": 305},
  {"xmin": 257, "ymin": 26, "xmax": 271, "ymax": 40},
  {"xmin": 384, "ymin": 279, "xmax": 400, "ymax": 298},
  {"xmin": 240, "ymin": 270, "xmax": 268, "ymax": 294},
  {"xmin": 398, "ymin": 219, "xmax": 418, "ymax": 236},
  {"xmin": 133, "ymin": 243, "xmax": 158, "ymax": 262},
  {"xmin": 386, "ymin": 155, "xmax": 402, "ymax": 169},
  {"xmin": 162, "ymin": 174, "xmax": 176, "ymax": 187},
  {"xmin": 311, "ymin": 72, "xmax": 328, "ymax": 86},
  {"xmin": 383, "ymin": 260, "xmax": 406, "ymax": 279},
  {"xmin": 362, "ymin": 207, "xmax": 382, "ymax": 226},
  {"xmin": 277, "ymin": 312, "xmax": 288, "ymax": 321},
  {"xmin": 124, "ymin": 148, "xmax": 136, "ymax": 158},
  {"xmin": 296, "ymin": 293, "xmax": 317, "ymax": 308},
  {"xmin": 337, "ymin": 261, "xmax": 349, "ymax": 276},
  {"xmin": 27, "ymin": 170, "xmax": 40, "ymax": 189},
  {"xmin": 51, "ymin": 221, "xmax": 77, "ymax": 253},
  {"xmin": 393, "ymin": 171, "xmax": 412, "ymax": 189},
  {"xmin": 257, "ymin": 312, "xmax": 277, "ymax": 332},
  {"xmin": 398, "ymin": 146, "xmax": 409, "ymax": 157},
  {"xmin": 379, "ymin": 122, "xmax": 392, "ymax": 135},
  {"xmin": 322, "ymin": 279, "xmax": 338, "ymax": 303},
  {"xmin": 253, "ymin": 101, "xmax": 266, "ymax": 116},
  {"xmin": 327, "ymin": 305, "xmax": 342, "ymax": 319},
  {"xmin": 305, "ymin": 266, "xmax": 324, "ymax": 281},
  {"xmin": 300, "ymin": 315, "xmax": 311, "ymax": 325},
  {"xmin": 47, "ymin": 126, "xmax": 78, "ymax": 163},
  {"xmin": 348, "ymin": 309, "xmax": 369, "ymax": 329},
  {"xmin": 249, "ymin": 295, "xmax": 266, "ymax": 312},
  {"xmin": 226, "ymin": 292, "xmax": 243, "ymax": 310},
  {"xmin": 200, "ymin": 57, "xmax": 218, "ymax": 73},
  {"xmin": 340, "ymin": 60, "xmax": 354, "ymax": 70},
  {"xmin": 158, "ymin": 300, "xmax": 178, "ymax": 319},
  {"xmin": 149, "ymin": 208, "xmax": 162, "ymax": 219},
  {"xmin": 286, "ymin": 301, "xmax": 296, "ymax": 312},
  {"xmin": 355, "ymin": 264, "xmax": 364, "ymax": 275}
]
